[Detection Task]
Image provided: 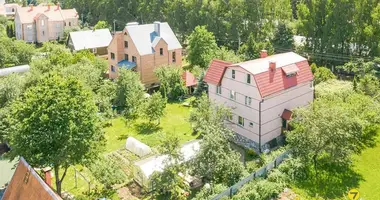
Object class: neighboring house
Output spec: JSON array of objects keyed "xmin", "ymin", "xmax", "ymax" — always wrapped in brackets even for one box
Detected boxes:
[
  {"xmin": 15, "ymin": 3, "xmax": 78, "ymax": 43},
  {"xmin": 204, "ymin": 51, "xmax": 314, "ymax": 152},
  {"xmin": 2, "ymin": 157, "xmax": 61, "ymax": 200},
  {"xmin": 0, "ymin": 3, "xmax": 20, "ymax": 18},
  {"xmin": 0, "ymin": 65, "xmax": 30, "ymax": 77},
  {"xmin": 107, "ymin": 21, "xmax": 182, "ymax": 87},
  {"xmin": 67, "ymin": 29, "xmax": 112, "ymax": 57}
]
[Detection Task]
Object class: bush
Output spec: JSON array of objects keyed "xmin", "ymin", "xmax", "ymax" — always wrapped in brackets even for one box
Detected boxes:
[
  {"xmin": 87, "ymin": 156, "xmax": 128, "ymax": 188},
  {"xmin": 192, "ymin": 184, "xmax": 227, "ymax": 200}
]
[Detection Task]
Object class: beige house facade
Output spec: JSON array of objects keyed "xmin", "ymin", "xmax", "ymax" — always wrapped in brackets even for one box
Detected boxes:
[
  {"xmin": 204, "ymin": 51, "xmax": 314, "ymax": 152},
  {"xmin": 107, "ymin": 21, "xmax": 182, "ymax": 87},
  {"xmin": 15, "ymin": 4, "xmax": 78, "ymax": 43}
]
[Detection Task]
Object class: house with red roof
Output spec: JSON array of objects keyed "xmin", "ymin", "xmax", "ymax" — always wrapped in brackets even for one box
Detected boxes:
[
  {"xmin": 204, "ymin": 51, "xmax": 314, "ymax": 152},
  {"xmin": 2, "ymin": 157, "xmax": 61, "ymax": 200}
]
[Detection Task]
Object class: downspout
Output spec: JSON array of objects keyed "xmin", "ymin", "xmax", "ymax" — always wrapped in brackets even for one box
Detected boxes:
[{"xmin": 258, "ymin": 99, "xmax": 264, "ymax": 153}]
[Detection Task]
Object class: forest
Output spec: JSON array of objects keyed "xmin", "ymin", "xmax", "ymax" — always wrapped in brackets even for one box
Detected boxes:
[{"xmin": 60, "ymin": 0, "xmax": 380, "ymax": 67}]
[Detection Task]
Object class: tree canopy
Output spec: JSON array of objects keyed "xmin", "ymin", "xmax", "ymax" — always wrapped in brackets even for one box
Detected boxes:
[{"xmin": 8, "ymin": 73, "xmax": 104, "ymax": 195}]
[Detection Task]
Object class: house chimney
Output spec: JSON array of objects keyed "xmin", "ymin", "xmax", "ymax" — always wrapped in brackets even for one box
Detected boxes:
[
  {"xmin": 269, "ymin": 61, "xmax": 276, "ymax": 71},
  {"xmin": 260, "ymin": 50, "xmax": 268, "ymax": 58},
  {"xmin": 28, "ymin": 4, "xmax": 33, "ymax": 12},
  {"xmin": 55, "ymin": 2, "xmax": 60, "ymax": 11},
  {"xmin": 42, "ymin": 167, "xmax": 52, "ymax": 187},
  {"xmin": 154, "ymin": 21, "xmax": 161, "ymax": 36}
]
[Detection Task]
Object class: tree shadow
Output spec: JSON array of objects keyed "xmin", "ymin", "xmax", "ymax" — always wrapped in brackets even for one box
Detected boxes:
[
  {"xmin": 293, "ymin": 164, "xmax": 364, "ymax": 199},
  {"xmin": 134, "ymin": 122, "xmax": 162, "ymax": 135},
  {"xmin": 117, "ymin": 134, "xmax": 129, "ymax": 141}
]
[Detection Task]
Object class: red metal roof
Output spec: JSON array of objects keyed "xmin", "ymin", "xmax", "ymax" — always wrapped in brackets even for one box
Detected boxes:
[
  {"xmin": 182, "ymin": 71, "xmax": 197, "ymax": 87},
  {"xmin": 281, "ymin": 109, "xmax": 293, "ymax": 120},
  {"xmin": 204, "ymin": 59, "xmax": 232, "ymax": 85},
  {"xmin": 254, "ymin": 60, "xmax": 313, "ymax": 97},
  {"xmin": 2, "ymin": 157, "xmax": 62, "ymax": 200}
]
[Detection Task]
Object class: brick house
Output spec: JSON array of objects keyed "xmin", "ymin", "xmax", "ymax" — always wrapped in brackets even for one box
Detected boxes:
[
  {"xmin": 204, "ymin": 51, "xmax": 314, "ymax": 152},
  {"xmin": 15, "ymin": 3, "xmax": 78, "ymax": 43},
  {"xmin": 107, "ymin": 21, "xmax": 182, "ymax": 87}
]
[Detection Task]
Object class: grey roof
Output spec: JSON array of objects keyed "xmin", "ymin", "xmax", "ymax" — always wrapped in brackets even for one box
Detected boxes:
[
  {"xmin": 0, "ymin": 65, "xmax": 30, "ymax": 77},
  {"xmin": 0, "ymin": 0, "xmax": 4, "ymax": 5},
  {"xmin": 126, "ymin": 22, "xmax": 182, "ymax": 56},
  {"xmin": 69, "ymin": 29, "xmax": 112, "ymax": 51}
]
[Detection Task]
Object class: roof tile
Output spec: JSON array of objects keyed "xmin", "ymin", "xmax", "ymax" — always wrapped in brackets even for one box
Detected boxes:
[{"xmin": 204, "ymin": 59, "xmax": 232, "ymax": 85}]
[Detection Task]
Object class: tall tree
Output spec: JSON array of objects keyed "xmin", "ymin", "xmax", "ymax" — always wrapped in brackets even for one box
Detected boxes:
[
  {"xmin": 143, "ymin": 92, "xmax": 167, "ymax": 125},
  {"xmin": 154, "ymin": 65, "xmax": 187, "ymax": 100},
  {"xmin": 187, "ymin": 26, "xmax": 218, "ymax": 69},
  {"xmin": 8, "ymin": 73, "xmax": 104, "ymax": 195},
  {"xmin": 114, "ymin": 69, "xmax": 145, "ymax": 121}
]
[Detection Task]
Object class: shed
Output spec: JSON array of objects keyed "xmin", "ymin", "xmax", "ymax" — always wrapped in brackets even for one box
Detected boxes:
[
  {"xmin": 133, "ymin": 140, "xmax": 200, "ymax": 188},
  {"xmin": 125, "ymin": 137, "xmax": 152, "ymax": 157}
]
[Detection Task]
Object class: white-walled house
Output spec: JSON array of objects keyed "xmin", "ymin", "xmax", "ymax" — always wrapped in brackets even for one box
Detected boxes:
[{"xmin": 204, "ymin": 51, "xmax": 314, "ymax": 152}]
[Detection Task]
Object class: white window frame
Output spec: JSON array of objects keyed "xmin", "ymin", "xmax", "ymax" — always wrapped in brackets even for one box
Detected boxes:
[
  {"xmin": 238, "ymin": 116, "xmax": 244, "ymax": 126},
  {"xmin": 230, "ymin": 90, "xmax": 236, "ymax": 100},
  {"xmin": 245, "ymin": 96, "xmax": 252, "ymax": 106},
  {"xmin": 216, "ymin": 85, "xmax": 222, "ymax": 95}
]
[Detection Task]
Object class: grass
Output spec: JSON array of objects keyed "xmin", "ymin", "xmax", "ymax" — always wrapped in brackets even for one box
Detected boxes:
[
  {"xmin": 104, "ymin": 102, "xmax": 198, "ymax": 153},
  {"xmin": 351, "ymin": 136, "xmax": 380, "ymax": 200},
  {"xmin": 292, "ymin": 135, "xmax": 380, "ymax": 200},
  {"xmin": 60, "ymin": 102, "xmax": 197, "ymax": 199}
]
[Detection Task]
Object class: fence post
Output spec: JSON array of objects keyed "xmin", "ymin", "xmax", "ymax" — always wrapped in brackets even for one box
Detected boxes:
[
  {"xmin": 229, "ymin": 187, "xmax": 233, "ymax": 197},
  {"xmin": 74, "ymin": 169, "xmax": 77, "ymax": 188},
  {"xmin": 274, "ymin": 158, "xmax": 277, "ymax": 168}
]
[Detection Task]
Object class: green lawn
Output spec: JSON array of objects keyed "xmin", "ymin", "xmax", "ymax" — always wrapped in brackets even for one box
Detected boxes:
[
  {"xmin": 60, "ymin": 102, "xmax": 197, "ymax": 199},
  {"xmin": 104, "ymin": 102, "xmax": 198, "ymax": 153},
  {"xmin": 292, "ymin": 135, "xmax": 380, "ymax": 200},
  {"xmin": 351, "ymin": 136, "xmax": 380, "ymax": 200}
]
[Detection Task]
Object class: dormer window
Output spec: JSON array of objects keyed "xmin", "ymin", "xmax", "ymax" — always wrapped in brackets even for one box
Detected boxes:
[{"xmin": 282, "ymin": 64, "xmax": 299, "ymax": 77}]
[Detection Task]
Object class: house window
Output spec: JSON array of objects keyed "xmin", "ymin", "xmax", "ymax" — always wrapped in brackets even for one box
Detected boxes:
[
  {"xmin": 238, "ymin": 116, "xmax": 244, "ymax": 126},
  {"xmin": 69, "ymin": 22, "xmax": 71, "ymax": 26},
  {"xmin": 216, "ymin": 85, "xmax": 222, "ymax": 95},
  {"xmin": 172, "ymin": 52, "xmax": 176, "ymax": 62},
  {"xmin": 286, "ymin": 73, "xmax": 297, "ymax": 78},
  {"xmin": 282, "ymin": 119, "xmax": 287, "ymax": 129},
  {"xmin": 124, "ymin": 41, "xmax": 128, "ymax": 48},
  {"xmin": 249, "ymin": 122, "xmax": 254, "ymax": 127},
  {"xmin": 27, "ymin": 25, "xmax": 32, "ymax": 30},
  {"xmin": 56, "ymin": 23, "xmax": 60, "ymax": 28},
  {"xmin": 125, "ymin": 54, "xmax": 129, "ymax": 61},
  {"xmin": 111, "ymin": 65, "xmax": 115, "ymax": 72},
  {"xmin": 247, "ymin": 74, "xmax": 251, "ymax": 84},
  {"xmin": 230, "ymin": 90, "xmax": 236, "ymax": 100},
  {"xmin": 245, "ymin": 96, "xmax": 252, "ymax": 106},
  {"xmin": 41, "ymin": 20, "xmax": 44, "ymax": 26},
  {"xmin": 56, "ymin": 32, "xmax": 60, "ymax": 38},
  {"xmin": 160, "ymin": 48, "xmax": 163, "ymax": 56},
  {"xmin": 132, "ymin": 56, "xmax": 137, "ymax": 63},
  {"xmin": 232, "ymin": 70, "xmax": 235, "ymax": 79},
  {"xmin": 111, "ymin": 53, "xmax": 115, "ymax": 60},
  {"xmin": 42, "ymin": 31, "xmax": 44, "ymax": 36}
]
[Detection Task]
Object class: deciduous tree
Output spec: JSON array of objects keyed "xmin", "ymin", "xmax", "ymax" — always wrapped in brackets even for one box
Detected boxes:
[
  {"xmin": 8, "ymin": 73, "xmax": 104, "ymax": 195},
  {"xmin": 143, "ymin": 92, "xmax": 167, "ymax": 125}
]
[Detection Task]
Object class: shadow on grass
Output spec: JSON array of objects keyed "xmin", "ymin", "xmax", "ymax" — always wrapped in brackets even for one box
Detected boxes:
[
  {"xmin": 117, "ymin": 134, "xmax": 129, "ymax": 141},
  {"xmin": 293, "ymin": 164, "xmax": 364, "ymax": 199},
  {"xmin": 80, "ymin": 187, "xmax": 118, "ymax": 200},
  {"xmin": 135, "ymin": 122, "xmax": 162, "ymax": 135}
]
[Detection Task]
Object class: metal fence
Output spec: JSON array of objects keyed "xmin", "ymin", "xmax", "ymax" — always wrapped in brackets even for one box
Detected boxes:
[{"xmin": 211, "ymin": 150, "xmax": 290, "ymax": 200}]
